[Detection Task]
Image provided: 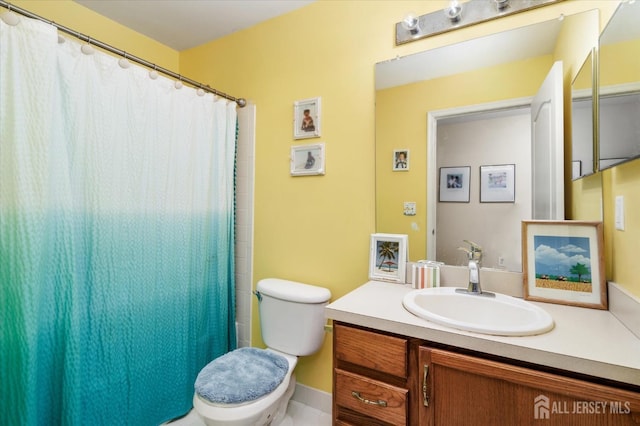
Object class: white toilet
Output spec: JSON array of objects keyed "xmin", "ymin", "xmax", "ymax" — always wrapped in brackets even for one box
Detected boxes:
[{"xmin": 193, "ymin": 278, "xmax": 331, "ymax": 426}]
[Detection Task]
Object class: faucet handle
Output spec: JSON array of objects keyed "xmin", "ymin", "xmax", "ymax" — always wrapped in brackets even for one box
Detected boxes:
[{"xmin": 462, "ymin": 240, "xmax": 482, "ymax": 261}]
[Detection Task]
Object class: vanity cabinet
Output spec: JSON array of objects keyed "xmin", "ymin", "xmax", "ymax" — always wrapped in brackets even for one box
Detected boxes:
[{"xmin": 333, "ymin": 322, "xmax": 640, "ymax": 426}]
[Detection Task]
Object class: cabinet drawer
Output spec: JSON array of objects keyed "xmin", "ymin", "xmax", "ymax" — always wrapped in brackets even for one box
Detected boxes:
[
  {"xmin": 335, "ymin": 369, "xmax": 408, "ymax": 426},
  {"xmin": 335, "ymin": 324, "xmax": 407, "ymax": 378}
]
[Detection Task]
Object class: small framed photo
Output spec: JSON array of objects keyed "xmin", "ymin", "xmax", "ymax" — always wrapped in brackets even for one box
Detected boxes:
[
  {"xmin": 393, "ymin": 149, "xmax": 409, "ymax": 171},
  {"xmin": 369, "ymin": 233, "xmax": 408, "ymax": 283},
  {"xmin": 290, "ymin": 143, "xmax": 325, "ymax": 176},
  {"xmin": 522, "ymin": 220, "xmax": 607, "ymax": 310},
  {"xmin": 293, "ymin": 97, "xmax": 321, "ymax": 139},
  {"xmin": 439, "ymin": 166, "xmax": 470, "ymax": 203},
  {"xmin": 480, "ymin": 164, "xmax": 515, "ymax": 203}
]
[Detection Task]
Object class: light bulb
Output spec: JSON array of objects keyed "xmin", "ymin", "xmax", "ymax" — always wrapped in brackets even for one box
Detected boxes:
[
  {"xmin": 445, "ymin": 0, "xmax": 462, "ymax": 23},
  {"xmin": 494, "ymin": 0, "xmax": 509, "ymax": 11},
  {"xmin": 401, "ymin": 13, "xmax": 419, "ymax": 34}
]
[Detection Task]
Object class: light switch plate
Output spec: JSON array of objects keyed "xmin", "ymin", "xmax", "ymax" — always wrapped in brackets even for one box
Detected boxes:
[{"xmin": 404, "ymin": 201, "xmax": 416, "ymax": 216}]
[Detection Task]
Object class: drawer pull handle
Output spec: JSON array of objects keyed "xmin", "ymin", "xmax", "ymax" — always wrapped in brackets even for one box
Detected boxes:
[
  {"xmin": 351, "ymin": 391, "xmax": 388, "ymax": 407},
  {"xmin": 423, "ymin": 364, "xmax": 430, "ymax": 407}
]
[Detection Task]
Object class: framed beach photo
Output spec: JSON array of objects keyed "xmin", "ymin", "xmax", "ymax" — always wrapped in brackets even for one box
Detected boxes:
[
  {"xmin": 393, "ymin": 149, "xmax": 410, "ymax": 171},
  {"xmin": 369, "ymin": 233, "xmax": 408, "ymax": 283},
  {"xmin": 293, "ymin": 97, "xmax": 321, "ymax": 139},
  {"xmin": 522, "ymin": 220, "xmax": 607, "ymax": 309},
  {"xmin": 480, "ymin": 164, "xmax": 515, "ymax": 203},
  {"xmin": 290, "ymin": 143, "xmax": 325, "ymax": 176},
  {"xmin": 439, "ymin": 166, "xmax": 470, "ymax": 202}
]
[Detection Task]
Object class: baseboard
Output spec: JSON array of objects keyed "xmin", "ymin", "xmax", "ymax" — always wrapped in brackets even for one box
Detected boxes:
[
  {"xmin": 291, "ymin": 383, "xmax": 332, "ymax": 415},
  {"xmin": 608, "ymin": 282, "xmax": 640, "ymax": 339}
]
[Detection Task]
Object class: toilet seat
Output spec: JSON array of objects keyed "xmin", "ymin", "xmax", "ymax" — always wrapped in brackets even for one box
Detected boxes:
[
  {"xmin": 193, "ymin": 349, "xmax": 298, "ymax": 424},
  {"xmin": 195, "ymin": 347, "xmax": 289, "ymax": 405}
]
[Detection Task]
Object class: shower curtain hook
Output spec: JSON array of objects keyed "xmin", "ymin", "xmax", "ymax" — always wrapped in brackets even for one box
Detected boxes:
[
  {"xmin": 81, "ymin": 37, "xmax": 95, "ymax": 55},
  {"xmin": 175, "ymin": 75, "xmax": 183, "ymax": 90},
  {"xmin": 118, "ymin": 51, "xmax": 131, "ymax": 69},
  {"xmin": 149, "ymin": 64, "xmax": 159, "ymax": 80},
  {"xmin": 1, "ymin": 4, "xmax": 20, "ymax": 26}
]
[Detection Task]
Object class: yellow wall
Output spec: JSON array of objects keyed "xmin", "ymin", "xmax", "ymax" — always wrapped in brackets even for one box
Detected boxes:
[
  {"xmin": 10, "ymin": 0, "xmax": 639, "ymax": 396},
  {"xmin": 602, "ymin": 162, "xmax": 640, "ymax": 296},
  {"xmin": 179, "ymin": 0, "xmax": 624, "ymax": 394}
]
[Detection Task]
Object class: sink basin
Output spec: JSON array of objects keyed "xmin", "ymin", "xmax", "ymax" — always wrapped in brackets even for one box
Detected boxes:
[{"xmin": 402, "ymin": 287, "xmax": 554, "ymax": 336}]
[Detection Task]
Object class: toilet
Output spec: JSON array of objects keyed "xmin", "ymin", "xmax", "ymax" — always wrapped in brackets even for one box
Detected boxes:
[{"xmin": 193, "ymin": 278, "xmax": 331, "ymax": 426}]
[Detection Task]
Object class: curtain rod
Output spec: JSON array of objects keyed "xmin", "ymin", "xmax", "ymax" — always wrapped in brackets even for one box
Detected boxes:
[{"xmin": 0, "ymin": 1, "xmax": 247, "ymax": 107}]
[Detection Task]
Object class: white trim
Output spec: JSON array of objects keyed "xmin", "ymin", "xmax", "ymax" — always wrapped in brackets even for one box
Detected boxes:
[
  {"xmin": 291, "ymin": 383, "xmax": 332, "ymax": 415},
  {"xmin": 599, "ymin": 81, "xmax": 640, "ymax": 97},
  {"xmin": 608, "ymin": 282, "xmax": 640, "ymax": 340}
]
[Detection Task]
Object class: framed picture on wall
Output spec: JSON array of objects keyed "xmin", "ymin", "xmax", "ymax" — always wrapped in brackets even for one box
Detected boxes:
[
  {"xmin": 522, "ymin": 220, "xmax": 607, "ymax": 310},
  {"xmin": 480, "ymin": 164, "xmax": 515, "ymax": 203},
  {"xmin": 439, "ymin": 166, "xmax": 470, "ymax": 202},
  {"xmin": 293, "ymin": 97, "xmax": 321, "ymax": 139},
  {"xmin": 393, "ymin": 149, "xmax": 409, "ymax": 171},
  {"xmin": 290, "ymin": 143, "xmax": 325, "ymax": 176},
  {"xmin": 369, "ymin": 233, "xmax": 408, "ymax": 283}
]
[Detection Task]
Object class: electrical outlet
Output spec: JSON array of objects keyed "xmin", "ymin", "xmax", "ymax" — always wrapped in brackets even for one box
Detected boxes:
[{"xmin": 403, "ymin": 202, "xmax": 416, "ymax": 216}]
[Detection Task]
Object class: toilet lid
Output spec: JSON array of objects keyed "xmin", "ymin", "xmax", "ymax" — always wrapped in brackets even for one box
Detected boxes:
[{"xmin": 195, "ymin": 347, "xmax": 289, "ymax": 405}]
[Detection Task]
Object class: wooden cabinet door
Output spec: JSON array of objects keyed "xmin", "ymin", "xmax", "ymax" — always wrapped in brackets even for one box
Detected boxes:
[{"xmin": 419, "ymin": 347, "xmax": 640, "ymax": 426}]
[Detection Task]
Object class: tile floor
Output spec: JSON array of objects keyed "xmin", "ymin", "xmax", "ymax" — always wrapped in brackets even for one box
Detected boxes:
[{"xmin": 165, "ymin": 400, "xmax": 331, "ymax": 426}]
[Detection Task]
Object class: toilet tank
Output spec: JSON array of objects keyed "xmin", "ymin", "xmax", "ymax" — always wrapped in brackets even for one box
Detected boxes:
[{"xmin": 256, "ymin": 278, "xmax": 331, "ymax": 356}]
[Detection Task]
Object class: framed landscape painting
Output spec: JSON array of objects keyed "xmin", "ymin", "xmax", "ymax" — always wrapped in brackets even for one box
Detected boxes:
[
  {"xmin": 369, "ymin": 233, "xmax": 408, "ymax": 283},
  {"xmin": 522, "ymin": 220, "xmax": 606, "ymax": 309}
]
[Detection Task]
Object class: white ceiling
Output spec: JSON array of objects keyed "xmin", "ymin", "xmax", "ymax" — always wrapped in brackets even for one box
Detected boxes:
[{"xmin": 73, "ymin": 0, "xmax": 316, "ymax": 51}]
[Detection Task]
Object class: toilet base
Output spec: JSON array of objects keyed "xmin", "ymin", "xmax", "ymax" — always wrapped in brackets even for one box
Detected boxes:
[{"xmin": 194, "ymin": 374, "xmax": 296, "ymax": 426}]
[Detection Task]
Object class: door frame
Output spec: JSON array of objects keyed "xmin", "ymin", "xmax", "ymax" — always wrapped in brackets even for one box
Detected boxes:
[{"xmin": 426, "ymin": 96, "xmax": 533, "ymax": 260}]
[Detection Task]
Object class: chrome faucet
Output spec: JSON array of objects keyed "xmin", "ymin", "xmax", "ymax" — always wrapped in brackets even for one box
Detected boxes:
[{"xmin": 456, "ymin": 240, "xmax": 494, "ymax": 297}]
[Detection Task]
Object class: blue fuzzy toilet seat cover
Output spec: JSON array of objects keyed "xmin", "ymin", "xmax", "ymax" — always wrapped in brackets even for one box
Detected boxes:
[{"xmin": 195, "ymin": 347, "xmax": 289, "ymax": 405}]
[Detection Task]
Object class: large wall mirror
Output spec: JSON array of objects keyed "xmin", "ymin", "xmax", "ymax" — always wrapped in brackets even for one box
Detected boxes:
[
  {"xmin": 375, "ymin": 9, "xmax": 602, "ymax": 274},
  {"xmin": 598, "ymin": 0, "xmax": 640, "ymax": 170},
  {"xmin": 572, "ymin": 49, "xmax": 596, "ymax": 180}
]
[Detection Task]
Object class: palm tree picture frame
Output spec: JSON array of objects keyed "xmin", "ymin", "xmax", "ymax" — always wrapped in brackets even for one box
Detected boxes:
[
  {"xmin": 369, "ymin": 233, "xmax": 408, "ymax": 283},
  {"xmin": 522, "ymin": 221, "xmax": 607, "ymax": 310}
]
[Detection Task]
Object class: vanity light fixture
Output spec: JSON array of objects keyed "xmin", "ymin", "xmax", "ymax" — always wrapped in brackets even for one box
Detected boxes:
[{"xmin": 395, "ymin": 0, "xmax": 561, "ymax": 45}]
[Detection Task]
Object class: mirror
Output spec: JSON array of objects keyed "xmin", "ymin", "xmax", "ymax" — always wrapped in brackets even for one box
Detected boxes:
[
  {"xmin": 375, "ymin": 10, "xmax": 601, "ymax": 273},
  {"xmin": 572, "ymin": 50, "xmax": 596, "ymax": 179},
  {"xmin": 598, "ymin": 0, "xmax": 640, "ymax": 170}
]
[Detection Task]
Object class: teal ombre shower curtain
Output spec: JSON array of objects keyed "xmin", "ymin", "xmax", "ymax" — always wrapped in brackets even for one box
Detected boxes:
[{"xmin": 0, "ymin": 16, "xmax": 236, "ymax": 425}]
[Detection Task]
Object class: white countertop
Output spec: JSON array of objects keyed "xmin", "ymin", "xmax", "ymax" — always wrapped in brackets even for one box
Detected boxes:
[{"xmin": 325, "ymin": 281, "xmax": 640, "ymax": 387}]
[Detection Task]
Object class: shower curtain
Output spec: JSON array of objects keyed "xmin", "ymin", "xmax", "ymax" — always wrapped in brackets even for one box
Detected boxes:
[{"xmin": 0, "ymin": 16, "xmax": 236, "ymax": 425}]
